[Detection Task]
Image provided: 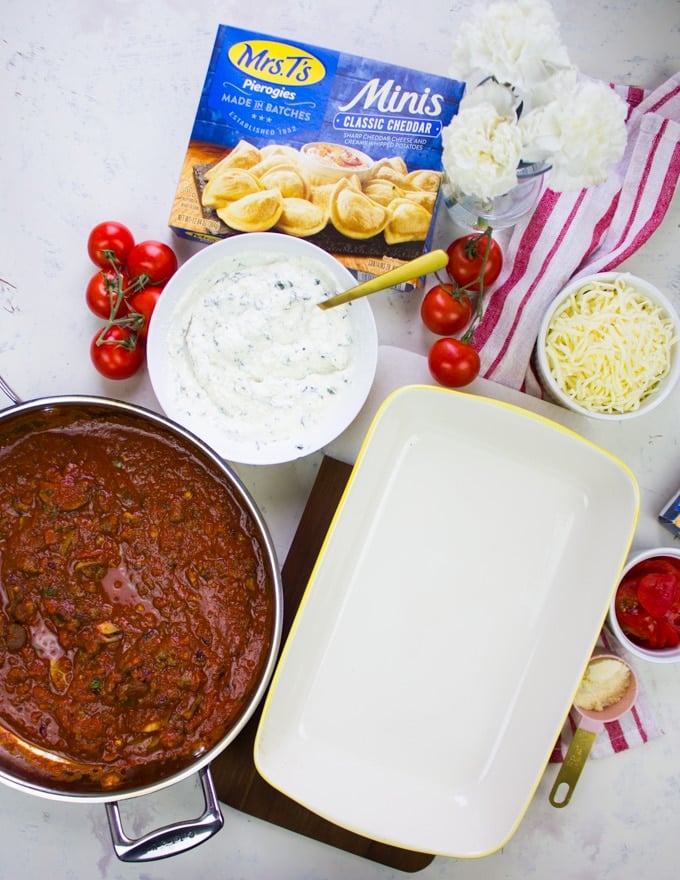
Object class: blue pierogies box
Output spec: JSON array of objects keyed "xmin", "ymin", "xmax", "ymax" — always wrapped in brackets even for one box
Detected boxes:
[
  {"xmin": 169, "ymin": 26, "xmax": 464, "ymax": 280},
  {"xmin": 659, "ymin": 488, "xmax": 680, "ymax": 537}
]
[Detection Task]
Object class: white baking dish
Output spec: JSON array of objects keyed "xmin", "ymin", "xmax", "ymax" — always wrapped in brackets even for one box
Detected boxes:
[{"xmin": 254, "ymin": 385, "xmax": 639, "ymax": 857}]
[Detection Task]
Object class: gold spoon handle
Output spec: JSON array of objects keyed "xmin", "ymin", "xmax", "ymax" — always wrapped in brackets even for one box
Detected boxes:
[
  {"xmin": 548, "ymin": 727, "xmax": 597, "ymax": 808},
  {"xmin": 318, "ymin": 249, "xmax": 449, "ymax": 310}
]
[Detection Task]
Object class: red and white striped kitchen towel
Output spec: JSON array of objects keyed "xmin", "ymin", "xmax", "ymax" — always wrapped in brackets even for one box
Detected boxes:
[
  {"xmin": 472, "ymin": 73, "xmax": 680, "ymax": 393},
  {"xmin": 549, "ymin": 629, "xmax": 664, "ymax": 763}
]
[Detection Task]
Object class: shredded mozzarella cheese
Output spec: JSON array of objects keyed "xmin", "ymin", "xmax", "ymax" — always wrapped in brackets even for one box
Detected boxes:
[{"xmin": 544, "ymin": 276, "xmax": 676, "ymax": 414}]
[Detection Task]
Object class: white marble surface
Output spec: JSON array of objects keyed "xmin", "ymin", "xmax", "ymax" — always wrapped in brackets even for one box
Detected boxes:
[{"xmin": 2, "ymin": 0, "xmax": 680, "ymax": 877}]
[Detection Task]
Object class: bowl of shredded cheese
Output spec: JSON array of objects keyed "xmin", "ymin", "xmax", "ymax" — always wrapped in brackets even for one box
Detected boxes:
[{"xmin": 535, "ymin": 272, "xmax": 680, "ymax": 419}]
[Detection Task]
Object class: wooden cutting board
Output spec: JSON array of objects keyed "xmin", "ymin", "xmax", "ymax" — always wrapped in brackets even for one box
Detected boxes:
[{"xmin": 210, "ymin": 456, "xmax": 434, "ymax": 873}]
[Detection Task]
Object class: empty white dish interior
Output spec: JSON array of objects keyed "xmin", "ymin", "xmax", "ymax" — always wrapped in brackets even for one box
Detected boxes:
[{"xmin": 255, "ymin": 384, "xmax": 639, "ymax": 857}]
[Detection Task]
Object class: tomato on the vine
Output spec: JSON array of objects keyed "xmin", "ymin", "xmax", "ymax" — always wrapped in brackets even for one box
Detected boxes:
[
  {"xmin": 447, "ymin": 233, "xmax": 503, "ymax": 291},
  {"xmin": 127, "ymin": 241, "xmax": 178, "ymax": 286},
  {"xmin": 428, "ymin": 337, "xmax": 481, "ymax": 388},
  {"xmin": 84, "ymin": 223, "xmax": 179, "ymax": 379},
  {"xmin": 128, "ymin": 287, "xmax": 164, "ymax": 338},
  {"xmin": 85, "ymin": 269, "xmax": 130, "ymax": 320},
  {"xmin": 90, "ymin": 325, "xmax": 145, "ymax": 380},
  {"xmin": 420, "ymin": 284, "xmax": 472, "ymax": 336},
  {"xmin": 87, "ymin": 221, "xmax": 135, "ymax": 270}
]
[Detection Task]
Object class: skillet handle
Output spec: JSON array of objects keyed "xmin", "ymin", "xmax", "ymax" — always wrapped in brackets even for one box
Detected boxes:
[
  {"xmin": 105, "ymin": 766, "xmax": 224, "ymax": 862},
  {"xmin": 0, "ymin": 374, "xmax": 21, "ymax": 405}
]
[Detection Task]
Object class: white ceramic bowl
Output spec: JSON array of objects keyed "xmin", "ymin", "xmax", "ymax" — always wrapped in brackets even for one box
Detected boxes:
[
  {"xmin": 608, "ymin": 546, "xmax": 680, "ymax": 663},
  {"xmin": 535, "ymin": 272, "xmax": 680, "ymax": 420},
  {"xmin": 146, "ymin": 232, "xmax": 377, "ymax": 465}
]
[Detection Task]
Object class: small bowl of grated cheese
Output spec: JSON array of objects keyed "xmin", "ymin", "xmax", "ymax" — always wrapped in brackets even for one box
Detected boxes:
[{"xmin": 535, "ymin": 272, "xmax": 680, "ymax": 419}]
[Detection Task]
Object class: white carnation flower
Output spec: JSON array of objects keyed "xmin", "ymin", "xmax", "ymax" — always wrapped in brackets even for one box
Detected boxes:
[
  {"xmin": 442, "ymin": 103, "xmax": 523, "ymax": 200},
  {"xmin": 520, "ymin": 79, "xmax": 627, "ymax": 190},
  {"xmin": 445, "ymin": 2, "xmax": 628, "ymax": 203},
  {"xmin": 519, "ymin": 106, "xmax": 563, "ymax": 163},
  {"xmin": 526, "ymin": 66, "xmax": 579, "ymax": 110},
  {"xmin": 459, "ymin": 79, "xmax": 517, "ymax": 117},
  {"xmin": 450, "ymin": 0, "xmax": 570, "ymax": 92}
]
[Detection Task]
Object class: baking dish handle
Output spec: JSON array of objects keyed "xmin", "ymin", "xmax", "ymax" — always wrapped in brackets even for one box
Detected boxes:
[{"xmin": 105, "ymin": 766, "xmax": 224, "ymax": 862}]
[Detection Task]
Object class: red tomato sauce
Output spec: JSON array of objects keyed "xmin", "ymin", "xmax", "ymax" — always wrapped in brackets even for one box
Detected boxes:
[
  {"xmin": 0, "ymin": 408, "xmax": 276, "ymax": 792},
  {"xmin": 614, "ymin": 555, "xmax": 680, "ymax": 650}
]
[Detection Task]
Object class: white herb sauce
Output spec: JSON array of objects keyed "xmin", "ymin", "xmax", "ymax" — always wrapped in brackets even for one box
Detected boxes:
[{"xmin": 166, "ymin": 252, "xmax": 356, "ymax": 451}]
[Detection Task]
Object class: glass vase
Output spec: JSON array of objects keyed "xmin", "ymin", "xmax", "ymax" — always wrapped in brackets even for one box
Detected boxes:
[{"xmin": 441, "ymin": 161, "xmax": 551, "ymax": 230}]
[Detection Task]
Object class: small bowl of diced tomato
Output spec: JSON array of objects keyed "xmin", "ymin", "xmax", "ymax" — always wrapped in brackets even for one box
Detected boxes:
[{"xmin": 608, "ymin": 547, "xmax": 680, "ymax": 662}]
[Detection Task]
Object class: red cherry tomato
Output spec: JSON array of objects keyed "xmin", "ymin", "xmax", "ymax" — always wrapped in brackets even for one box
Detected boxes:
[
  {"xmin": 446, "ymin": 233, "xmax": 503, "ymax": 291},
  {"xmin": 90, "ymin": 325, "xmax": 145, "ymax": 380},
  {"xmin": 87, "ymin": 221, "xmax": 135, "ymax": 270},
  {"xmin": 420, "ymin": 284, "xmax": 473, "ymax": 336},
  {"xmin": 428, "ymin": 337, "xmax": 480, "ymax": 388},
  {"xmin": 85, "ymin": 269, "xmax": 129, "ymax": 320},
  {"xmin": 126, "ymin": 241, "xmax": 178, "ymax": 286},
  {"xmin": 128, "ymin": 287, "xmax": 163, "ymax": 338}
]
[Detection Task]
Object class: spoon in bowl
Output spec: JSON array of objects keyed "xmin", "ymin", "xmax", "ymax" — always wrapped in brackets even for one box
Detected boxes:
[
  {"xmin": 318, "ymin": 249, "xmax": 449, "ymax": 310},
  {"xmin": 549, "ymin": 653, "xmax": 638, "ymax": 808}
]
